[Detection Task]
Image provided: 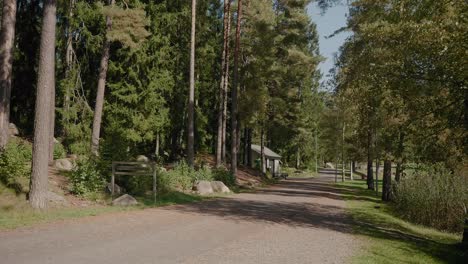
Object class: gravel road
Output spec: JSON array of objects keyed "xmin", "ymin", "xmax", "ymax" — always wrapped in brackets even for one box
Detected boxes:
[{"xmin": 0, "ymin": 169, "xmax": 360, "ymax": 264}]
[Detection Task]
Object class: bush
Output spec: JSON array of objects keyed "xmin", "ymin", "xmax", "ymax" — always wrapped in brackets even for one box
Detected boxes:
[
  {"xmin": 0, "ymin": 139, "xmax": 31, "ymax": 186},
  {"xmin": 53, "ymin": 142, "xmax": 67, "ymax": 159},
  {"xmin": 213, "ymin": 167, "xmax": 236, "ymax": 187},
  {"xmin": 158, "ymin": 161, "xmax": 216, "ymax": 193},
  {"xmin": 69, "ymin": 157, "xmax": 105, "ymax": 195},
  {"xmin": 394, "ymin": 163, "xmax": 468, "ymax": 232}
]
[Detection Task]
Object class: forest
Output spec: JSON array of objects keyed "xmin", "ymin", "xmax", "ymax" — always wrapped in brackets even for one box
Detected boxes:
[{"xmin": 0, "ymin": 0, "xmax": 466, "ymax": 252}]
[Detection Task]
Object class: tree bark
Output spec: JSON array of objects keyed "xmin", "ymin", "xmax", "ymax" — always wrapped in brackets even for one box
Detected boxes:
[
  {"xmin": 295, "ymin": 148, "xmax": 300, "ymax": 169},
  {"xmin": 375, "ymin": 159, "xmax": 380, "ymax": 196},
  {"xmin": 221, "ymin": 3, "xmax": 232, "ymax": 164},
  {"xmin": 30, "ymin": 0, "xmax": 56, "ymax": 209},
  {"xmin": 0, "ymin": 0, "xmax": 17, "ymax": 149},
  {"xmin": 382, "ymin": 160, "xmax": 392, "ymax": 201},
  {"xmin": 247, "ymin": 128, "xmax": 252, "ymax": 166},
  {"xmin": 216, "ymin": 0, "xmax": 231, "ymax": 167},
  {"xmin": 187, "ymin": 0, "xmax": 196, "ymax": 167},
  {"xmin": 366, "ymin": 128, "xmax": 374, "ymax": 189},
  {"xmin": 342, "ymin": 122, "xmax": 345, "ymax": 182},
  {"xmin": 395, "ymin": 130, "xmax": 405, "ymax": 182},
  {"xmin": 260, "ymin": 127, "xmax": 266, "ymax": 175},
  {"xmin": 48, "ymin": 79, "xmax": 55, "ymax": 164},
  {"xmin": 91, "ymin": 0, "xmax": 114, "ymax": 156},
  {"xmin": 62, "ymin": 0, "xmax": 75, "ymax": 137}
]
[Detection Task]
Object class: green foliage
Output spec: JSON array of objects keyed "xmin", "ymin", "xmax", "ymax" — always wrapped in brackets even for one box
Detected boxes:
[
  {"xmin": 53, "ymin": 142, "xmax": 67, "ymax": 160},
  {"xmin": 337, "ymin": 180, "xmax": 464, "ymax": 264},
  {"xmin": 0, "ymin": 139, "xmax": 31, "ymax": 186},
  {"xmin": 69, "ymin": 158, "xmax": 105, "ymax": 196},
  {"xmin": 159, "ymin": 161, "xmax": 214, "ymax": 193},
  {"xmin": 394, "ymin": 164, "xmax": 468, "ymax": 233},
  {"xmin": 212, "ymin": 167, "xmax": 236, "ymax": 187}
]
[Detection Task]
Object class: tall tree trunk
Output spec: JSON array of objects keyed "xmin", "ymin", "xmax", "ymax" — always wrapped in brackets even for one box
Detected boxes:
[
  {"xmin": 0, "ymin": 0, "xmax": 17, "ymax": 149},
  {"xmin": 382, "ymin": 160, "xmax": 392, "ymax": 201},
  {"xmin": 221, "ymin": 5, "xmax": 232, "ymax": 163},
  {"xmin": 295, "ymin": 148, "xmax": 300, "ymax": 169},
  {"xmin": 342, "ymin": 122, "xmax": 345, "ymax": 181},
  {"xmin": 30, "ymin": 0, "xmax": 56, "ymax": 209},
  {"xmin": 314, "ymin": 127, "xmax": 318, "ymax": 174},
  {"xmin": 91, "ymin": 0, "xmax": 114, "ymax": 156},
  {"xmin": 375, "ymin": 159, "xmax": 380, "ymax": 196},
  {"xmin": 155, "ymin": 132, "xmax": 160, "ymax": 158},
  {"xmin": 187, "ymin": 0, "xmax": 196, "ymax": 167},
  {"xmin": 247, "ymin": 128, "xmax": 252, "ymax": 166},
  {"xmin": 62, "ymin": 0, "xmax": 75, "ymax": 137},
  {"xmin": 216, "ymin": 0, "xmax": 231, "ymax": 167},
  {"xmin": 395, "ymin": 130, "xmax": 405, "ymax": 182},
  {"xmin": 48, "ymin": 81, "xmax": 55, "ymax": 164},
  {"xmin": 366, "ymin": 128, "xmax": 374, "ymax": 189},
  {"xmin": 260, "ymin": 127, "xmax": 266, "ymax": 175}
]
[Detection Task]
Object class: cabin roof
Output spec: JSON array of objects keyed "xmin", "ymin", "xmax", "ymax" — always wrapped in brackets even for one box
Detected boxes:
[{"xmin": 251, "ymin": 144, "xmax": 281, "ymax": 159}]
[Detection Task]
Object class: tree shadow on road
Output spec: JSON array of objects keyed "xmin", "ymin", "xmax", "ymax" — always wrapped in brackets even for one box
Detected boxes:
[{"xmin": 162, "ymin": 175, "xmax": 466, "ymax": 263}]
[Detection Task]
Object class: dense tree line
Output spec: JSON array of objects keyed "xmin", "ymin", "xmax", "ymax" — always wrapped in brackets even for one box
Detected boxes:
[
  {"xmin": 0, "ymin": 0, "xmax": 322, "ymax": 208},
  {"xmin": 325, "ymin": 0, "xmax": 467, "ymax": 240}
]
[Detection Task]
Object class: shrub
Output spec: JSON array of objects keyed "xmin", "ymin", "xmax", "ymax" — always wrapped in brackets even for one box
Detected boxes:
[
  {"xmin": 0, "ymin": 139, "xmax": 31, "ymax": 186},
  {"xmin": 213, "ymin": 167, "xmax": 236, "ymax": 187},
  {"xmin": 69, "ymin": 157, "xmax": 105, "ymax": 195},
  {"xmin": 394, "ymin": 163, "xmax": 468, "ymax": 232},
  {"xmin": 158, "ymin": 161, "xmax": 217, "ymax": 193},
  {"xmin": 53, "ymin": 142, "xmax": 67, "ymax": 159}
]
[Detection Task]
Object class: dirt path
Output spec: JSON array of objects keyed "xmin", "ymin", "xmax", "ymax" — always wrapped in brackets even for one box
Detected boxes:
[{"xmin": 0, "ymin": 169, "xmax": 360, "ymax": 264}]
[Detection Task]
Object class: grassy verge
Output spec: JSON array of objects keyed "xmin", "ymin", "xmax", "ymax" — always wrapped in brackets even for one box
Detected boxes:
[
  {"xmin": 282, "ymin": 167, "xmax": 317, "ymax": 178},
  {"xmin": 0, "ymin": 185, "xmax": 216, "ymax": 231},
  {"xmin": 335, "ymin": 180, "xmax": 466, "ymax": 264}
]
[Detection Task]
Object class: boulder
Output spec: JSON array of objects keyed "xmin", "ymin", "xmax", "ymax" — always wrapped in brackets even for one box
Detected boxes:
[
  {"xmin": 193, "ymin": 180, "xmax": 214, "ymax": 195},
  {"xmin": 112, "ymin": 194, "xmax": 138, "ymax": 206},
  {"xmin": 47, "ymin": 191, "xmax": 69, "ymax": 206},
  {"xmin": 325, "ymin": 162, "xmax": 335, "ymax": 169},
  {"xmin": 106, "ymin": 182, "xmax": 123, "ymax": 195},
  {"xmin": 8, "ymin": 123, "xmax": 19, "ymax": 136},
  {"xmin": 136, "ymin": 155, "xmax": 149, "ymax": 162},
  {"xmin": 54, "ymin": 158, "xmax": 74, "ymax": 171},
  {"xmin": 211, "ymin": 181, "xmax": 230, "ymax": 193},
  {"xmin": 53, "ymin": 137, "xmax": 59, "ymax": 144}
]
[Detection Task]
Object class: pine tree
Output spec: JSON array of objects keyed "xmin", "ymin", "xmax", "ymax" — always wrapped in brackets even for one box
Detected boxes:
[
  {"xmin": 91, "ymin": 0, "xmax": 115, "ymax": 156},
  {"xmin": 0, "ymin": 0, "xmax": 16, "ymax": 149},
  {"xmin": 29, "ymin": 0, "xmax": 57, "ymax": 209},
  {"xmin": 230, "ymin": 0, "xmax": 242, "ymax": 175},
  {"xmin": 187, "ymin": 0, "xmax": 196, "ymax": 166}
]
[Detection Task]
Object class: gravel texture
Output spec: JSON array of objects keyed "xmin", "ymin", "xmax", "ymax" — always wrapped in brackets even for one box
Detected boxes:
[{"xmin": 0, "ymin": 169, "xmax": 359, "ymax": 264}]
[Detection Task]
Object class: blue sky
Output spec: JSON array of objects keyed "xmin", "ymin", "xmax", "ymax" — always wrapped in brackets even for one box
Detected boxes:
[{"xmin": 308, "ymin": 2, "xmax": 352, "ymax": 84}]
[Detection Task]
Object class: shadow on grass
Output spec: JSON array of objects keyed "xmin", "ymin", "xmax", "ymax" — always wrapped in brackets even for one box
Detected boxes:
[
  {"xmin": 336, "ymin": 180, "xmax": 467, "ymax": 264},
  {"xmin": 160, "ymin": 170, "xmax": 466, "ymax": 263}
]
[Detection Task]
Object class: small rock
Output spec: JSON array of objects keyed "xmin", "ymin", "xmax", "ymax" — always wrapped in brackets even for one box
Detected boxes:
[
  {"xmin": 193, "ymin": 180, "xmax": 214, "ymax": 195},
  {"xmin": 211, "ymin": 181, "xmax": 230, "ymax": 193},
  {"xmin": 106, "ymin": 182, "xmax": 123, "ymax": 195},
  {"xmin": 54, "ymin": 158, "xmax": 74, "ymax": 171},
  {"xmin": 8, "ymin": 123, "xmax": 19, "ymax": 136},
  {"xmin": 112, "ymin": 194, "xmax": 138, "ymax": 206},
  {"xmin": 47, "ymin": 191, "xmax": 69, "ymax": 206},
  {"xmin": 53, "ymin": 137, "xmax": 59, "ymax": 144},
  {"xmin": 68, "ymin": 154, "xmax": 78, "ymax": 160}
]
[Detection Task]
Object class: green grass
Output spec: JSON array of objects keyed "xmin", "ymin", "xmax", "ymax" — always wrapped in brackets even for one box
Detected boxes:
[
  {"xmin": 282, "ymin": 167, "xmax": 317, "ymax": 178},
  {"xmin": 0, "ymin": 183, "xmax": 218, "ymax": 231},
  {"xmin": 335, "ymin": 180, "xmax": 466, "ymax": 264}
]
